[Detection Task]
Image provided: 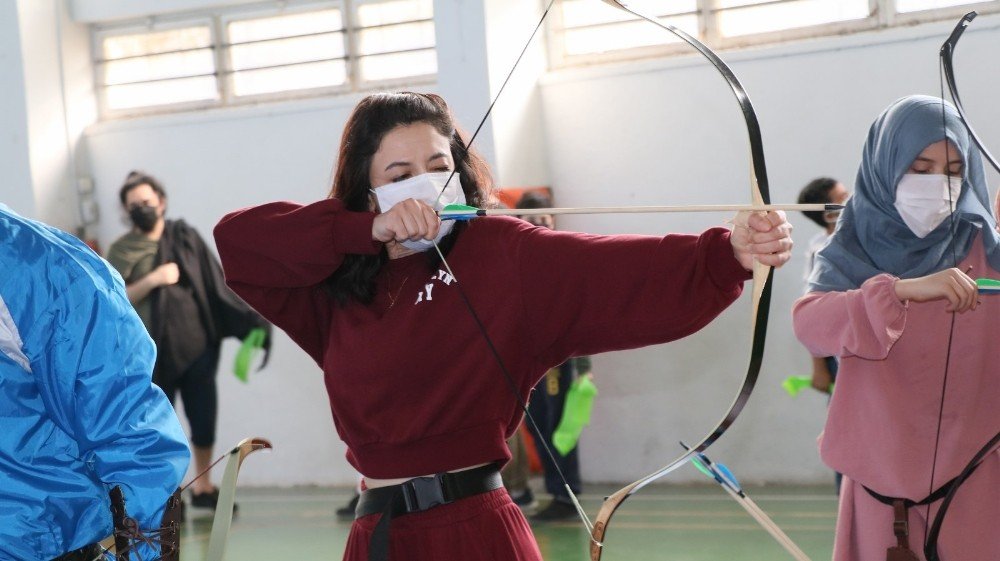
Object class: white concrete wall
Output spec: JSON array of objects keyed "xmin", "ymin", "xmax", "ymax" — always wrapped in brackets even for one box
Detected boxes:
[
  {"xmin": 18, "ymin": 0, "xmax": 97, "ymax": 232},
  {"xmin": 0, "ymin": 0, "xmax": 95, "ymax": 231},
  {"xmin": 69, "ymin": 0, "xmax": 262, "ymax": 23},
  {"xmin": 0, "ymin": 1, "xmax": 35, "ymax": 216}
]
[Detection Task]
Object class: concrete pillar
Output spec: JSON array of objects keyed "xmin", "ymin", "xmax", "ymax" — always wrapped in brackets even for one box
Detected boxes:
[
  {"xmin": 0, "ymin": 0, "xmax": 96, "ymax": 233},
  {"xmin": 0, "ymin": 1, "xmax": 36, "ymax": 217},
  {"xmin": 433, "ymin": 0, "xmax": 550, "ymax": 188}
]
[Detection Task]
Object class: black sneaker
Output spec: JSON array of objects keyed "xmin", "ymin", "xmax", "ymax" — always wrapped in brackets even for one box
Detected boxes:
[
  {"xmin": 531, "ymin": 498, "xmax": 577, "ymax": 521},
  {"xmin": 336, "ymin": 493, "xmax": 359, "ymax": 519},
  {"xmin": 509, "ymin": 488, "xmax": 535, "ymax": 509},
  {"xmin": 191, "ymin": 488, "xmax": 238, "ymax": 512}
]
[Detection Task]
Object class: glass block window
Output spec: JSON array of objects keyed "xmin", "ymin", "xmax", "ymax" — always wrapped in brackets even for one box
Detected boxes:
[
  {"xmin": 354, "ymin": 0, "xmax": 436, "ymax": 82},
  {"xmin": 549, "ymin": 0, "xmax": 999, "ymax": 68},
  {"xmin": 99, "ymin": 25, "xmax": 217, "ymax": 111},
  {"xmin": 93, "ymin": 0, "xmax": 437, "ymax": 117},
  {"xmin": 228, "ymin": 9, "xmax": 348, "ymax": 97}
]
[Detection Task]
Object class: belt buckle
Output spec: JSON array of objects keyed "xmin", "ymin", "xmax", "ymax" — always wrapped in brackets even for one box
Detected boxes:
[{"xmin": 401, "ymin": 474, "xmax": 450, "ymax": 512}]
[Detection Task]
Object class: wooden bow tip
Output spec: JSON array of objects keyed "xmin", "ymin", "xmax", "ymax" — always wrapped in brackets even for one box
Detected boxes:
[{"xmin": 229, "ymin": 436, "xmax": 273, "ymax": 455}]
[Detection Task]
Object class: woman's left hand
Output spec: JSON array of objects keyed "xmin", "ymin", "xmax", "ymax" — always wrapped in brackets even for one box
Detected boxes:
[{"xmin": 730, "ymin": 210, "xmax": 793, "ymax": 271}]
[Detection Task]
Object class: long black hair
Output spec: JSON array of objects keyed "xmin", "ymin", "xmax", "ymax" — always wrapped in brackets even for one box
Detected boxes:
[{"xmin": 326, "ymin": 92, "xmax": 493, "ymax": 305}]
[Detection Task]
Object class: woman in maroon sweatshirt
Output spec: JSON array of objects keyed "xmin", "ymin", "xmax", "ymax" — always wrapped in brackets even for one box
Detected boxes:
[{"xmin": 214, "ymin": 92, "xmax": 792, "ymax": 561}]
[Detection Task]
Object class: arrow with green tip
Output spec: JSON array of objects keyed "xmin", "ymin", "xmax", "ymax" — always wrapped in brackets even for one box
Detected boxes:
[{"xmin": 437, "ymin": 202, "xmax": 845, "ymax": 221}]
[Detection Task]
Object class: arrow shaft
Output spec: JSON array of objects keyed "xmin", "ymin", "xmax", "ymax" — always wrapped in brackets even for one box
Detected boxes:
[
  {"xmin": 682, "ymin": 442, "xmax": 812, "ymax": 561},
  {"xmin": 440, "ymin": 204, "xmax": 840, "ymax": 219},
  {"xmin": 723, "ymin": 487, "xmax": 811, "ymax": 561},
  {"xmin": 721, "ymin": 486, "xmax": 812, "ymax": 561}
]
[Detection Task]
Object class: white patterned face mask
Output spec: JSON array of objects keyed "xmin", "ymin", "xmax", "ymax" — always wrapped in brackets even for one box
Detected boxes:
[
  {"xmin": 371, "ymin": 172, "xmax": 466, "ymax": 250},
  {"xmin": 894, "ymin": 173, "xmax": 963, "ymax": 238}
]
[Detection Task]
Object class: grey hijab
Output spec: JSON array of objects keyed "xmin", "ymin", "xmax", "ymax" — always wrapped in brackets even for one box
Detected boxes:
[{"xmin": 808, "ymin": 95, "xmax": 1000, "ymax": 292}]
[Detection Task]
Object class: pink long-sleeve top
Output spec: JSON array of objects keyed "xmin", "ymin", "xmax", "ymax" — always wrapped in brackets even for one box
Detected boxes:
[
  {"xmin": 793, "ymin": 235, "xmax": 1000, "ymax": 499},
  {"xmin": 214, "ymin": 199, "xmax": 752, "ymax": 479}
]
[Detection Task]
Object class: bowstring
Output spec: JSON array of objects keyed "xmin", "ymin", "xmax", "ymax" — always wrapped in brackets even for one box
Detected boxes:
[
  {"xmin": 923, "ymin": 15, "xmax": 1000, "ymax": 559},
  {"xmin": 180, "ymin": 451, "xmax": 229, "ymax": 492},
  {"xmin": 924, "ymin": 58, "xmax": 962, "ymax": 547},
  {"xmin": 431, "ymin": 244, "xmax": 597, "ymax": 536}
]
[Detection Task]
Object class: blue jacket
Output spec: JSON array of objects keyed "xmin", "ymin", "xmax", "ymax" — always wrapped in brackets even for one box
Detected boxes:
[{"xmin": 0, "ymin": 206, "xmax": 190, "ymax": 560}]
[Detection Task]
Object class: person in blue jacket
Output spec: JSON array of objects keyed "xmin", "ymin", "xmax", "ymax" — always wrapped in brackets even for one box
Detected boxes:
[{"xmin": 0, "ymin": 205, "xmax": 190, "ymax": 561}]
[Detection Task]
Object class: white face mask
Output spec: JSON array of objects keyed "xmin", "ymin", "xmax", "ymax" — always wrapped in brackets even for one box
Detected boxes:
[
  {"xmin": 894, "ymin": 173, "xmax": 963, "ymax": 238},
  {"xmin": 371, "ymin": 171, "xmax": 466, "ymax": 250}
]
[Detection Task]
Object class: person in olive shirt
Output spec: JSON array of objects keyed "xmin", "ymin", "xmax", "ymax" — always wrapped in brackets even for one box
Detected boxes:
[{"xmin": 107, "ymin": 171, "xmax": 270, "ymax": 510}]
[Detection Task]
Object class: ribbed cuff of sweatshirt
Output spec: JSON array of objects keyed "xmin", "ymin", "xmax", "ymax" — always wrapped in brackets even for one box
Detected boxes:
[
  {"xmin": 330, "ymin": 207, "xmax": 383, "ymax": 255},
  {"xmin": 705, "ymin": 227, "xmax": 753, "ymax": 290}
]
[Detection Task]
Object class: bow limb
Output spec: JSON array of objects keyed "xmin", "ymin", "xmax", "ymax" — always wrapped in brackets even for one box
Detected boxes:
[
  {"xmin": 924, "ymin": 13, "xmax": 1000, "ymax": 560},
  {"xmin": 587, "ymin": 2, "xmax": 774, "ymax": 559},
  {"xmin": 940, "ymin": 12, "xmax": 1000, "ymax": 174},
  {"xmin": 589, "ymin": 261, "xmax": 773, "ymax": 559},
  {"xmin": 437, "ymin": 0, "xmax": 779, "ymax": 556},
  {"xmin": 204, "ymin": 437, "xmax": 273, "ymax": 561}
]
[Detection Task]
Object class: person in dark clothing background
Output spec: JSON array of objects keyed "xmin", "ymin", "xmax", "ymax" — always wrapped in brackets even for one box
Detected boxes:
[
  {"xmin": 796, "ymin": 177, "xmax": 849, "ymax": 397},
  {"xmin": 107, "ymin": 171, "xmax": 270, "ymax": 510},
  {"xmin": 796, "ymin": 177, "xmax": 849, "ymax": 495},
  {"xmin": 515, "ymin": 190, "xmax": 594, "ymax": 521}
]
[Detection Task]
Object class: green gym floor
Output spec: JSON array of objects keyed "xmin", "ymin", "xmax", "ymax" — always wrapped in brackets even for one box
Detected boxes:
[{"xmin": 177, "ymin": 484, "xmax": 837, "ymax": 560}]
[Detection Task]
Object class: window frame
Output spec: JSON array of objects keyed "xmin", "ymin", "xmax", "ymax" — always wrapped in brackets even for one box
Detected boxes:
[
  {"xmin": 347, "ymin": 0, "xmax": 438, "ymax": 88},
  {"xmin": 218, "ymin": 1, "xmax": 353, "ymax": 105},
  {"xmin": 93, "ymin": 17, "xmax": 221, "ymax": 119},
  {"xmin": 91, "ymin": 0, "xmax": 437, "ymax": 120},
  {"xmin": 547, "ymin": 0, "xmax": 1000, "ymax": 69},
  {"xmin": 889, "ymin": 0, "xmax": 1000, "ymax": 25}
]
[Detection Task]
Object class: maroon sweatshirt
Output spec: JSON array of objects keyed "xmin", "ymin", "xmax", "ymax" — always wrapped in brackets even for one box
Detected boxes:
[{"xmin": 214, "ymin": 199, "xmax": 751, "ymax": 478}]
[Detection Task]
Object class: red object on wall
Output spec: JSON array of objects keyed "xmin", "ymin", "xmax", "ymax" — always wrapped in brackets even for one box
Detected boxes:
[
  {"xmin": 521, "ymin": 424, "xmax": 544, "ymax": 474},
  {"xmin": 496, "ymin": 187, "xmax": 552, "ymax": 209}
]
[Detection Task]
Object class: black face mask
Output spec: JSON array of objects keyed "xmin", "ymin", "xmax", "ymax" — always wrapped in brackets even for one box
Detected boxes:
[{"xmin": 129, "ymin": 205, "xmax": 160, "ymax": 232}]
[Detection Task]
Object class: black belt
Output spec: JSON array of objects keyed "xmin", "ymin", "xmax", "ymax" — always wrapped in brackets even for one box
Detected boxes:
[
  {"xmin": 861, "ymin": 460, "xmax": 984, "ymax": 509},
  {"xmin": 862, "ymin": 464, "xmax": 985, "ymax": 561},
  {"xmin": 51, "ymin": 543, "xmax": 102, "ymax": 561},
  {"xmin": 355, "ymin": 463, "xmax": 503, "ymax": 561}
]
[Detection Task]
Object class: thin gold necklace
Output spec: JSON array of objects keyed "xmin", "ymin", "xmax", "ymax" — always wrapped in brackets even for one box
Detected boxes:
[{"xmin": 386, "ymin": 273, "xmax": 409, "ymax": 310}]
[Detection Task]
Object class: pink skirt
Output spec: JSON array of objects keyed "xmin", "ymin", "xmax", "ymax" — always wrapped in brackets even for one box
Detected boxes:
[
  {"xmin": 343, "ymin": 488, "xmax": 543, "ymax": 561},
  {"xmin": 833, "ymin": 450, "xmax": 1000, "ymax": 561}
]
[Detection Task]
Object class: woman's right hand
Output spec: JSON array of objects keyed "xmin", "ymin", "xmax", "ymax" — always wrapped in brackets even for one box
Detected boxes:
[
  {"xmin": 371, "ymin": 198, "xmax": 441, "ymax": 244},
  {"xmin": 893, "ymin": 268, "xmax": 978, "ymax": 313},
  {"xmin": 154, "ymin": 262, "xmax": 180, "ymax": 287}
]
